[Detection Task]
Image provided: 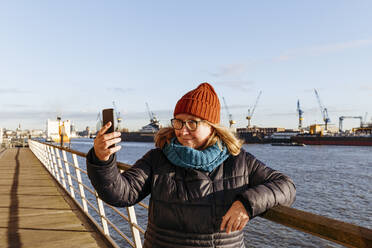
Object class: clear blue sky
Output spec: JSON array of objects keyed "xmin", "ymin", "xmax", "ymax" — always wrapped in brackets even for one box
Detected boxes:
[{"xmin": 1, "ymin": 1, "xmax": 371, "ymax": 131}]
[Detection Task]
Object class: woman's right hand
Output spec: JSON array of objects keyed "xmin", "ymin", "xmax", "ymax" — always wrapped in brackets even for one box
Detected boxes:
[{"xmin": 94, "ymin": 122, "xmax": 122, "ymax": 161}]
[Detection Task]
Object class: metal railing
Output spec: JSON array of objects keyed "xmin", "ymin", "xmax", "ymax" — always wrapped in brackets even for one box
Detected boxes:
[
  {"xmin": 28, "ymin": 139, "xmax": 145, "ymax": 248},
  {"xmin": 28, "ymin": 139, "xmax": 372, "ymax": 248}
]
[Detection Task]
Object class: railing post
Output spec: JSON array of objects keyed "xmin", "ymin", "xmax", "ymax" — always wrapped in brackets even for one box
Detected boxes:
[
  {"xmin": 62, "ymin": 150, "xmax": 75, "ymax": 199},
  {"xmin": 50, "ymin": 146, "xmax": 61, "ymax": 182},
  {"xmin": 126, "ymin": 206, "xmax": 142, "ymax": 248},
  {"xmin": 95, "ymin": 192, "xmax": 110, "ymax": 235},
  {"xmin": 35, "ymin": 141, "xmax": 44, "ymax": 166},
  {"xmin": 55, "ymin": 147, "xmax": 67, "ymax": 189},
  {"xmin": 28, "ymin": 140, "xmax": 34, "ymax": 153},
  {"xmin": 72, "ymin": 154, "xmax": 88, "ymax": 213},
  {"xmin": 42, "ymin": 143, "xmax": 49, "ymax": 168},
  {"xmin": 39, "ymin": 142, "xmax": 47, "ymax": 169},
  {"xmin": 45, "ymin": 145, "xmax": 55, "ymax": 176}
]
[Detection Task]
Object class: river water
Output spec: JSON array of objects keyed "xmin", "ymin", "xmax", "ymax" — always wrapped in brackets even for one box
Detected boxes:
[{"xmin": 69, "ymin": 138, "xmax": 371, "ymax": 248}]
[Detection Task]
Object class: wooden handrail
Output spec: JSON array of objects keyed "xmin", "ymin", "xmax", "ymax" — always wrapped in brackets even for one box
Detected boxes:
[
  {"xmin": 33, "ymin": 139, "xmax": 372, "ymax": 248},
  {"xmin": 35, "ymin": 140, "xmax": 132, "ymax": 170},
  {"xmin": 260, "ymin": 205, "xmax": 372, "ymax": 248},
  {"xmin": 261, "ymin": 206, "xmax": 372, "ymax": 247}
]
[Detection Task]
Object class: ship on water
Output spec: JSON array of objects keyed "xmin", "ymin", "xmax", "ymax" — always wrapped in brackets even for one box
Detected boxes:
[
  {"xmin": 121, "ymin": 121, "xmax": 160, "ymax": 142},
  {"xmin": 288, "ymin": 90, "xmax": 372, "ymax": 146},
  {"xmin": 291, "ymin": 134, "xmax": 372, "ymax": 146},
  {"xmin": 290, "ymin": 122, "xmax": 372, "ymax": 146},
  {"xmin": 120, "ymin": 103, "xmax": 160, "ymax": 142},
  {"xmin": 237, "ymin": 123, "xmax": 372, "ymax": 146},
  {"xmin": 238, "ymin": 90, "xmax": 372, "ymax": 146}
]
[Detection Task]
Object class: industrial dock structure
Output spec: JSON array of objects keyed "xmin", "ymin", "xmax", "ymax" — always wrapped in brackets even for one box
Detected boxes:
[
  {"xmin": 116, "ymin": 88, "xmax": 372, "ymax": 146},
  {"xmin": 2, "ymin": 88, "xmax": 372, "ymax": 146},
  {"xmin": 232, "ymin": 89, "xmax": 372, "ymax": 146}
]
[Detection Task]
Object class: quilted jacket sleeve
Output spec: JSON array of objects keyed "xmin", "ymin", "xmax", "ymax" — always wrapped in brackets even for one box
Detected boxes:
[
  {"xmin": 238, "ymin": 151, "xmax": 296, "ymax": 218},
  {"xmin": 86, "ymin": 148, "xmax": 153, "ymax": 207}
]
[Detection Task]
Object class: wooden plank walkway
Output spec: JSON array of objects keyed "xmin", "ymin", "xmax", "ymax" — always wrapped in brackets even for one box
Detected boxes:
[{"xmin": 0, "ymin": 148, "xmax": 111, "ymax": 248}]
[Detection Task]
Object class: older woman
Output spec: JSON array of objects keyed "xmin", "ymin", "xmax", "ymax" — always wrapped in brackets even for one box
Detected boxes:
[{"xmin": 87, "ymin": 83, "xmax": 296, "ymax": 248}]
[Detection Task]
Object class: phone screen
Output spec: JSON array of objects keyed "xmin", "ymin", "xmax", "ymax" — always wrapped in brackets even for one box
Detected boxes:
[{"xmin": 102, "ymin": 108, "xmax": 115, "ymax": 134}]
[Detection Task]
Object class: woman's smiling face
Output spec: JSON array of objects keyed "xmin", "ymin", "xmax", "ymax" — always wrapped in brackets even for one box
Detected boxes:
[{"xmin": 174, "ymin": 113, "xmax": 213, "ymax": 149}]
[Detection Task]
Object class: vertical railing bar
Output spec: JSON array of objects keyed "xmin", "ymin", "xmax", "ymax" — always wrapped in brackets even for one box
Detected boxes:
[
  {"xmin": 30, "ymin": 140, "xmax": 37, "ymax": 162},
  {"xmin": 72, "ymin": 153, "xmax": 88, "ymax": 213},
  {"xmin": 36, "ymin": 141, "xmax": 44, "ymax": 166},
  {"xmin": 96, "ymin": 192, "xmax": 110, "ymax": 235},
  {"xmin": 126, "ymin": 206, "xmax": 142, "ymax": 248},
  {"xmin": 46, "ymin": 145, "xmax": 55, "ymax": 176},
  {"xmin": 63, "ymin": 150, "xmax": 76, "ymax": 199},
  {"xmin": 49, "ymin": 146, "xmax": 58, "ymax": 178},
  {"xmin": 34, "ymin": 141, "xmax": 41, "ymax": 163},
  {"xmin": 43, "ymin": 143, "xmax": 49, "ymax": 168},
  {"xmin": 55, "ymin": 147, "xmax": 67, "ymax": 189},
  {"xmin": 50, "ymin": 146, "xmax": 61, "ymax": 182},
  {"xmin": 39, "ymin": 142, "xmax": 47, "ymax": 169},
  {"xmin": 44, "ymin": 145, "xmax": 51, "ymax": 172},
  {"xmin": 40, "ymin": 142, "xmax": 47, "ymax": 167}
]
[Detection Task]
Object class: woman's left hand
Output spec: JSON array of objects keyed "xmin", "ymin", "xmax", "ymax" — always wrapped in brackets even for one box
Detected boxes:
[{"xmin": 220, "ymin": 200, "xmax": 249, "ymax": 234}]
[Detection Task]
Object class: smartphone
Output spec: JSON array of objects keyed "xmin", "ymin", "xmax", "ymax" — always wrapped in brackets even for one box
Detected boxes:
[{"xmin": 102, "ymin": 108, "xmax": 115, "ymax": 148}]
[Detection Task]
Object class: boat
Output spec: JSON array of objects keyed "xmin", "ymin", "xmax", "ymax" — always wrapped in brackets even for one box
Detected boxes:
[
  {"xmin": 291, "ymin": 134, "xmax": 372, "ymax": 146},
  {"xmin": 236, "ymin": 127, "xmax": 285, "ymax": 144},
  {"xmin": 269, "ymin": 131, "xmax": 300, "ymax": 144},
  {"xmin": 236, "ymin": 130, "xmax": 266, "ymax": 144},
  {"xmin": 236, "ymin": 128, "xmax": 300, "ymax": 144},
  {"xmin": 121, "ymin": 119, "xmax": 160, "ymax": 142},
  {"xmin": 121, "ymin": 131, "xmax": 157, "ymax": 142},
  {"xmin": 271, "ymin": 142, "xmax": 305, "ymax": 147}
]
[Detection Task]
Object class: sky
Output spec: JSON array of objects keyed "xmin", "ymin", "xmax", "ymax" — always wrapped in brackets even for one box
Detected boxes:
[{"xmin": 1, "ymin": 1, "xmax": 371, "ymax": 132}]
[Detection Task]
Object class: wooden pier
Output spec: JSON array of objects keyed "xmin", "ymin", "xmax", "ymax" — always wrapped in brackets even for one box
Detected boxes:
[{"xmin": 0, "ymin": 148, "xmax": 112, "ymax": 248}]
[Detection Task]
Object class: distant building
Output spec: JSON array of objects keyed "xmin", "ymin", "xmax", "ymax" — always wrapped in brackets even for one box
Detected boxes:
[
  {"xmin": 308, "ymin": 124, "xmax": 338, "ymax": 134},
  {"xmin": 70, "ymin": 122, "xmax": 78, "ymax": 138},
  {"xmin": 47, "ymin": 117, "xmax": 71, "ymax": 143},
  {"xmin": 30, "ymin": 129, "xmax": 44, "ymax": 137},
  {"xmin": 16, "ymin": 126, "xmax": 22, "ymax": 138},
  {"xmin": 5, "ymin": 130, "xmax": 14, "ymax": 136}
]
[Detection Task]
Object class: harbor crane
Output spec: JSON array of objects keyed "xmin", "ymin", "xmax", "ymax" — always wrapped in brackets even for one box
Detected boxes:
[
  {"xmin": 297, "ymin": 100, "xmax": 304, "ymax": 130},
  {"xmin": 112, "ymin": 101, "xmax": 122, "ymax": 131},
  {"xmin": 314, "ymin": 89, "xmax": 331, "ymax": 130},
  {"xmin": 145, "ymin": 102, "xmax": 160, "ymax": 126},
  {"xmin": 362, "ymin": 112, "xmax": 368, "ymax": 127},
  {"xmin": 222, "ymin": 97, "xmax": 236, "ymax": 128},
  {"xmin": 246, "ymin": 91, "xmax": 262, "ymax": 128},
  {"xmin": 339, "ymin": 116, "xmax": 363, "ymax": 132}
]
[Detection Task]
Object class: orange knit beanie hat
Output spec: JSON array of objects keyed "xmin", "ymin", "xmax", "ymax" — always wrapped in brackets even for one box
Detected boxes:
[{"xmin": 174, "ymin": 82, "xmax": 220, "ymax": 124}]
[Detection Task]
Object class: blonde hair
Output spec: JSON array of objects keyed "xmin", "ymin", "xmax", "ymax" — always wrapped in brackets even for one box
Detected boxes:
[{"xmin": 154, "ymin": 122, "xmax": 244, "ymax": 156}]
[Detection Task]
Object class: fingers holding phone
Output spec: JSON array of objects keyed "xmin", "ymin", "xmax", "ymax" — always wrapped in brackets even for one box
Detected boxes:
[{"xmin": 94, "ymin": 109, "xmax": 122, "ymax": 161}]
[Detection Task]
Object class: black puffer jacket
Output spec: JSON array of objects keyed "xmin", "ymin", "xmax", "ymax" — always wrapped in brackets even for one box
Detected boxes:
[{"xmin": 87, "ymin": 148, "xmax": 296, "ymax": 248}]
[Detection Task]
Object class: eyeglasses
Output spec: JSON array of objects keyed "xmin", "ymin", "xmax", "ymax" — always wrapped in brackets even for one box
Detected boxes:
[{"xmin": 170, "ymin": 118, "xmax": 204, "ymax": 131}]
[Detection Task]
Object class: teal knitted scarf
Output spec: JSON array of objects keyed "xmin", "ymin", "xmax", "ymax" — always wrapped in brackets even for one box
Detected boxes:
[{"xmin": 162, "ymin": 138, "xmax": 230, "ymax": 172}]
